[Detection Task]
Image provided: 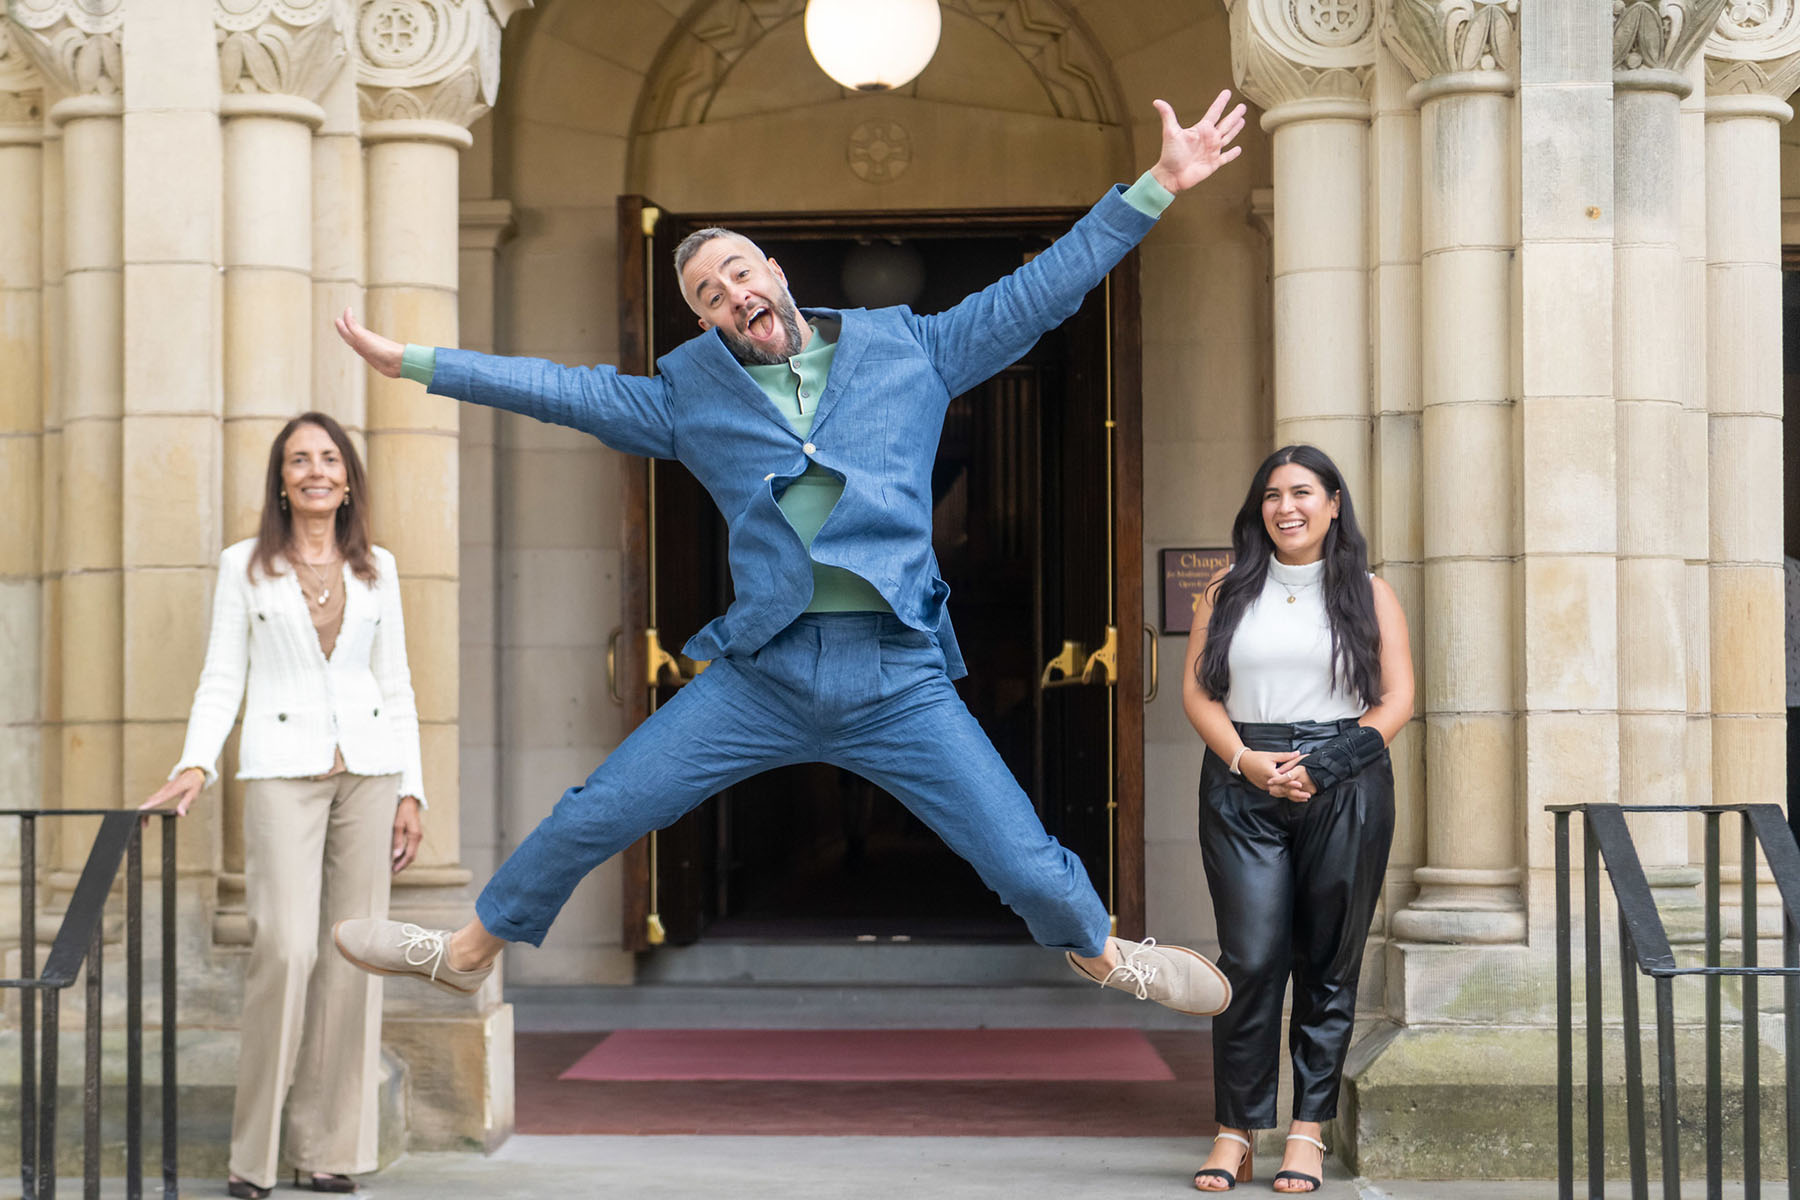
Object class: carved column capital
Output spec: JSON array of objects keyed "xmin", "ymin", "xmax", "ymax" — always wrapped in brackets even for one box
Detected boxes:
[
  {"xmin": 1615, "ymin": 0, "xmax": 1730, "ymax": 80},
  {"xmin": 1225, "ymin": 0, "xmax": 1376, "ymax": 118},
  {"xmin": 0, "ymin": 20, "xmax": 47, "ymax": 135},
  {"xmin": 353, "ymin": 0, "xmax": 527, "ymax": 139},
  {"xmin": 1705, "ymin": 0, "xmax": 1800, "ymax": 103},
  {"xmin": 5, "ymin": 0, "xmax": 124, "ymax": 113},
  {"xmin": 1377, "ymin": 0, "xmax": 1518, "ymax": 90},
  {"xmin": 216, "ymin": 0, "xmax": 352, "ymax": 116}
]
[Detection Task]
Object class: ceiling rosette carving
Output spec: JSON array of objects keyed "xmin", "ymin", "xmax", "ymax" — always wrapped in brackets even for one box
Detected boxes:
[
  {"xmin": 1705, "ymin": 0, "xmax": 1800, "ymax": 97},
  {"xmin": 355, "ymin": 0, "xmax": 526, "ymax": 128},
  {"xmin": 1223, "ymin": 0, "xmax": 1377, "ymax": 111},
  {"xmin": 1614, "ymin": 0, "xmax": 1729, "ymax": 72},
  {"xmin": 216, "ymin": 0, "xmax": 352, "ymax": 101},
  {"xmin": 1376, "ymin": 0, "xmax": 1518, "ymax": 85},
  {"xmin": 636, "ymin": 0, "xmax": 1118, "ymax": 134},
  {"xmin": 5, "ymin": 0, "xmax": 124, "ymax": 98}
]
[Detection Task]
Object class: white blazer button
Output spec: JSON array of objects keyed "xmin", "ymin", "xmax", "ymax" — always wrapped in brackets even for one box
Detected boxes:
[{"xmin": 803, "ymin": 442, "xmax": 817, "ymax": 455}]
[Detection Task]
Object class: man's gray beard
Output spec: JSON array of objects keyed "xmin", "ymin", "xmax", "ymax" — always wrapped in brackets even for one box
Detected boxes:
[{"xmin": 721, "ymin": 294, "xmax": 805, "ymax": 366}]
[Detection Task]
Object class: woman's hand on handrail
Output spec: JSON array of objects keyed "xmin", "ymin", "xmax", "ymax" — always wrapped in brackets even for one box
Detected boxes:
[{"xmin": 138, "ymin": 767, "xmax": 205, "ymax": 817}]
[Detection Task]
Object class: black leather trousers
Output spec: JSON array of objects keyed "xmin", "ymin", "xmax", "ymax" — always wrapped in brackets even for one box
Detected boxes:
[{"xmin": 1198, "ymin": 718, "xmax": 1394, "ymax": 1129}]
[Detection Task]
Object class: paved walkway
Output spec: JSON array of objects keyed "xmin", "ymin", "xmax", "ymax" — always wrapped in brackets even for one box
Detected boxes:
[{"xmin": 327, "ymin": 1136, "xmax": 1765, "ymax": 1199}]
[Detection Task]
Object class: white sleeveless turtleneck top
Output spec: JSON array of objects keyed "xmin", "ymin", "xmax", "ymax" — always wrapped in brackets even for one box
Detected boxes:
[{"xmin": 1222, "ymin": 557, "xmax": 1366, "ymax": 724}]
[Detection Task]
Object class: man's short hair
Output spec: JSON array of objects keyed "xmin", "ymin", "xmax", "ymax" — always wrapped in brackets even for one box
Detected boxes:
[{"xmin": 673, "ymin": 226, "xmax": 745, "ymax": 286}]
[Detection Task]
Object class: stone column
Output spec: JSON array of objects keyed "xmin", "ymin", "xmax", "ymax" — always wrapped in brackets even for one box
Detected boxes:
[
  {"xmin": 1366, "ymin": 35, "xmax": 1426, "ymax": 949},
  {"xmin": 1680, "ymin": 48, "xmax": 1713, "ymax": 871},
  {"xmin": 1381, "ymin": 0, "xmax": 1526, "ymax": 946},
  {"xmin": 11, "ymin": 3, "xmax": 126, "ymax": 882},
  {"xmin": 1226, "ymin": 0, "xmax": 1376, "ymax": 499},
  {"xmin": 458, "ymin": 192, "xmax": 512, "ymax": 883},
  {"xmin": 352, "ymin": 0, "xmax": 530, "ymax": 1151},
  {"xmin": 0, "ymin": 25, "xmax": 45, "ymax": 943},
  {"xmin": 1702, "ymin": 9, "xmax": 1800, "ymax": 906},
  {"xmin": 1612, "ymin": 1, "xmax": 1727, "ymax": 937},
  {"xmin": 311, "ymin": 55, "xmax": 364, "ymax": 434}
]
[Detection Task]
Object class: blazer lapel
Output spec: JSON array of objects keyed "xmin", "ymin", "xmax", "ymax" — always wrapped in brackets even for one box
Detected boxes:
[
  {"xmin": 804, "ymin": 307, "xmax": 865, "ymax": 438},
  {"xmin": 684, "ymin": 329, "xmax": 800, "ymax": 440}
]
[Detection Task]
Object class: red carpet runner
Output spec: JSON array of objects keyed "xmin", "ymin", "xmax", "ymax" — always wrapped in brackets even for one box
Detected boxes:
[{"xmin": 519, "ymin": 1030, "xmax": 1215, "ymax": 1136}]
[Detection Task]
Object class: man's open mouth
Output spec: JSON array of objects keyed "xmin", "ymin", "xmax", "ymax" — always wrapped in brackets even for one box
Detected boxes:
[{"xmin": 746, "ymin": 306, "xmax": 773, "ymax": 339}]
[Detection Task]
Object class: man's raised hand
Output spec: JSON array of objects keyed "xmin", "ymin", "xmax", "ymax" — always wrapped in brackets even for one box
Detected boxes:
[
  {"xmin": 1149, "ymin": 91, "xmax": 1248, "ymax": 195},
  {"xmin": 334, "ymin": 307, "xmax": 405, "ymax": 378}
]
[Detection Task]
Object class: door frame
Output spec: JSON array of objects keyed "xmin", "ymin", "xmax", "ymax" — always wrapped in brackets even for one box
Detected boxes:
[{"xmin": 615, "ymin": 200, "xmax": 1147, "ymax": 949}]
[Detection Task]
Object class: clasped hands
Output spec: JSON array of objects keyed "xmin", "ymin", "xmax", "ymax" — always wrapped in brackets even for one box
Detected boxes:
[{"xmin": 1239, "ymin": 750, "xmax": 1316, "ymax": 802}]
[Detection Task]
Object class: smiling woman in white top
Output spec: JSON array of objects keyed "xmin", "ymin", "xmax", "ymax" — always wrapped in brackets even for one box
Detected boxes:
[
  {"xmin": 139, "ymin": 411, "xmax": 424, "ymax": 1200},
  {"xmin": 1181, "ymin": 445, "xmax": 1414, "ymax": 1194}
]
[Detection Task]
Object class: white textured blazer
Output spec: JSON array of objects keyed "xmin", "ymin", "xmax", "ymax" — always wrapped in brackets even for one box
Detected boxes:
[{"xmin": 174, "ymin": 538, "xmax": 427, "ymax": 804}]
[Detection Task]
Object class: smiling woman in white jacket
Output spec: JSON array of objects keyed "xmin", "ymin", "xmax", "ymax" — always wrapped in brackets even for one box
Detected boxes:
[{"xmin": 141, "ymin": 412, "xmax": 424, "ymax": 1200}]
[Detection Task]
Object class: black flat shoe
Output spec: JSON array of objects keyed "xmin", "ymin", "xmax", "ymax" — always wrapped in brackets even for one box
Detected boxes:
[
  {"xmin": 294, "ymin": 1171, "xmax": 359, "ymax": 1193},
  {"xmin": 1271, "ymin": 1133, "xmax": 1325, "ymax": 1193},
  {"xmin": 225, "ymin": 1179, "xmax": 271, "ymax": 1199}
]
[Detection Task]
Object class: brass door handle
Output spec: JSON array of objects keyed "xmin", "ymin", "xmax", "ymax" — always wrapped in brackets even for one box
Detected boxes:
[
  {"xmin": 1080, "ymin": 625, "xmax": 1118, "ymax": 687},
  {"xmin": 1143, "ymin": 623, "xmax": 1159, "ymax": 704},
  {"xmin": 1040, "ymin": 639, "xmax": 1087, "ymax": 689},
  {"xmin": 606, "ymin": 628, "xmax": 624, "ymax": 705},
  {"xmin": 646, "ymin": 627, "xmax": 708, "ymax": 688}
]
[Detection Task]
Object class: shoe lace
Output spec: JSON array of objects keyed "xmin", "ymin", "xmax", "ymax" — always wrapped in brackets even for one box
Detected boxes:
[
  {"xmin": 1099, "ymin": 936, "xmax": 1161, "ymax": 1000},
  {"xmin": 397, "ymin": 923, "xmax": 453, "ymax": 981}
]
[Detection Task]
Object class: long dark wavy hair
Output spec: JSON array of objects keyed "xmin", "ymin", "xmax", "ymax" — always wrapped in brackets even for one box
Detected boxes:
[
  {"xmin": 249, "ymin": 412, "xmax": 377, "ymax": 585},
  {"xmin": 1196, "ymin": 444, "xmax": 1381, "ymax": 709}
]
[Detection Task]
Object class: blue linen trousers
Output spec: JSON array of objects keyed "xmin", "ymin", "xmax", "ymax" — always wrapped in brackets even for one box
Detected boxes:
[{"xmin": 475, "ymin": 613, "xmax": 1111, "ymax": 958}]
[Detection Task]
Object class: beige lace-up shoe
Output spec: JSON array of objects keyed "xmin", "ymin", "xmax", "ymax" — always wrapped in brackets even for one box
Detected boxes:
[
  {"xmin": 1066, "ymin": 936, "xmax": 1231, "ymax": 1016},
  {"xmin": 333, "ymin": 919, "xmax": 494, "ymax": 996}
]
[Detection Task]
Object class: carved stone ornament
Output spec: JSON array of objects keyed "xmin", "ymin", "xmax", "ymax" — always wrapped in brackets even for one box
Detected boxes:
[
  {"xmin": 5, "ymin": 0, "xmax": 125, "ymax": 98},
  {"xmin": 1614, "ymin": 0, "xmax": 1730, "ymax": 73},
  {"xmin": 0, "ymin": 19, "xmax": 46, "ymax": 126},
  {"xmin": 847, "ymin": 118, "xmax": 911, "ymax": 184},
  {"xmin": 636, "ymin": 0, "xmax": 1118, "ymax": 134},
  {"xmin": 355, "ymin": 0, "xmax": 526, "ymax": 128},
  {"xmin": 1705, "ymin": 0, "xmax": 1800, "ymax": 97},
  {"xmin": 1224, "ymin": 0, "xmax": 1376, "ymax": 112},
  {"xmin": 1377, "ymin": 0, "xmax": 1519, "ymax": 85},
  {"xmin": 216, "ymin": 0, "xmax": 351, "ymax": 101}
]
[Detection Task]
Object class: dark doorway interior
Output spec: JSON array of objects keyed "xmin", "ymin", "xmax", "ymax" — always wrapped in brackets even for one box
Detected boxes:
[{"xmin": 646, "ymin": 221, "xmax": 1115, "ymax": 942}]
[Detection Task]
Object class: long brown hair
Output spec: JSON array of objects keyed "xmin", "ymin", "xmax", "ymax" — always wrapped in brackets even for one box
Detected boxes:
[{"xmin": 249, "ymin": 412, "xmax": 378, "ymax": 585}]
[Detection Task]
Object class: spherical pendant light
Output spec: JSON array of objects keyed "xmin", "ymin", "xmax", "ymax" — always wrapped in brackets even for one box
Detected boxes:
[{"xmin": 804, "ymin": 0, "xmax": 942, "ymax": 93}]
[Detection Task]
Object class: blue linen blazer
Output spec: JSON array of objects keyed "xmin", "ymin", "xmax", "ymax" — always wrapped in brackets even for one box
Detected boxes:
[{"xmin": 428, "ymin": 184, "xmax": 1159, "ymax": 679}]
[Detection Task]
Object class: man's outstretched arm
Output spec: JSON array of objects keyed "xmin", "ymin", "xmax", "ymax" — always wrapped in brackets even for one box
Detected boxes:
[
  {"xmin": 334, "ymin": 308, "xmax": 677, "ymax": 460},
  {"xmin": 914, "ymin": 91, "xmax": 1248, "ymax": 397}
]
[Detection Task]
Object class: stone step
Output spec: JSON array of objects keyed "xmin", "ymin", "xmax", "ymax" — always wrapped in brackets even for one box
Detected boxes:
[
  {"xmin": 0, "ymin": 1029, "xmax": 408, "ymax": 1180},
  {"xmin": 631, "ymin": 939, "xmax": 1075, "ymax": 987}
]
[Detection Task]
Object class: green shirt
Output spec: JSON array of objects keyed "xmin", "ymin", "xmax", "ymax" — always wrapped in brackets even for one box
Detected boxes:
[{"xmin": 399, "ymin": 171, "xmax": 1176, "ymax": 615}]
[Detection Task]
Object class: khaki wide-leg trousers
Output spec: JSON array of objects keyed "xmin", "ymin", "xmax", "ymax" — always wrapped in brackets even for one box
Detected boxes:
[{"xmin": 229, "ymin": 772, "xmax": 397, "ymax": 1188}]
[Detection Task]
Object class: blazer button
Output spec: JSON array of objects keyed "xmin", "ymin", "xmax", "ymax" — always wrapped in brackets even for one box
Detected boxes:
[
  {"xmin": 373, "ymin": 707, "xmax": 380, "ymax": 717},
  {"xmin": 803, "ymin": 442, "xmax": 817, "ymax": 455},
  {"xmin": 277, "ymin": 713, "xmax": 287, "ymax": 722},
  {"xmin": 256, "ymin": 613, "xmax": 266, "ymax": 621}
]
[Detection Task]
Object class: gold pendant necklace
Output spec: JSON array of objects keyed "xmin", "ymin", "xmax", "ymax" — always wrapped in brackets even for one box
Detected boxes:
[{"xmin": 299, "ymin": 558, "xmax": 336, "ymax": 606}]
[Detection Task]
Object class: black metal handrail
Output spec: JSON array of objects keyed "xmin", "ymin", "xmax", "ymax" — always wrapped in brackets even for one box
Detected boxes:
[
  {"xmin": 1, "ymin": 809, "xmax": 179, "ymax": 1199},
  {"xmin": 1550, "ymin": 802, "xmax": 1800, "ymax": 1200}
]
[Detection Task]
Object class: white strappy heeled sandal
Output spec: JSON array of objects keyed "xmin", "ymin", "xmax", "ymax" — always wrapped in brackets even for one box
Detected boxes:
[
  {"xmin": 1193, "ymin": 1130, "xmax": 1253, "ymax": 1191},
  {"xmin": 1273, "ymin": 1132, "xmax": 1327, "ymax": 1193}
]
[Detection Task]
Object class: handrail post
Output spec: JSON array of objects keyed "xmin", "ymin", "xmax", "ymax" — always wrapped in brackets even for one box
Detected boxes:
[
  {"xmin": 1584, "ymin": 812, "xmax": 1605, "ymax": 1197},
  {"xmin": 1618, "ymin": 905, "xmax": 1649, "ymax": 1199},
  {"xmin": 85, "ymin": 919, "xmax": 102, "ymax": 1199},
  {"xmin": 1654, "ymin": 975, "xmax": 1680, "ymax": 1200},
  {"xmin": 1741, "ymin": 816, "xmax": 1760, "ymax": 1200},
  {"xmin": 21, "ymin": 813, "xmax": 37, "ymax": 1200},
  {"xmin": 1704, "ymin": 812, "xmax": 1722, "ymax": 1196},
  {"xmin": 1556, "ymin": 810, "xmax": 1574, "ymax": 1200},
  {"xmin": 41, "ymin": 986, "xmax": 58, "ymax": 1200},
  {"xmin": 127, "ymin": 825, "xmax": 143, "ymax": 1200},
  {"xmin": 161, "ymin": 814, "xmax": 178, "ymax": 1198}
]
